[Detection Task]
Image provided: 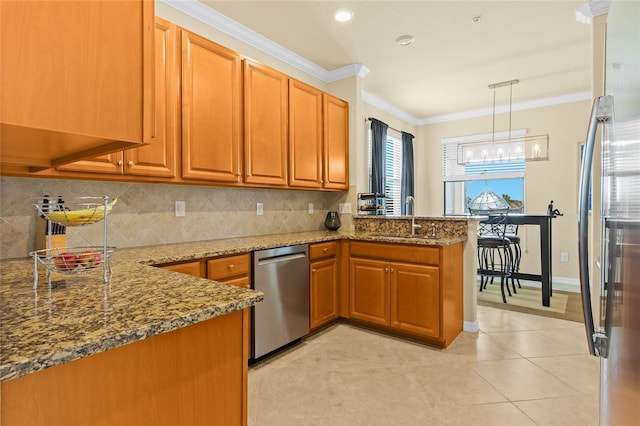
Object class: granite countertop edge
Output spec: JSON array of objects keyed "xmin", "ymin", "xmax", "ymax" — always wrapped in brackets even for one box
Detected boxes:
[{"xmin": 0, "ymin": 229, "xmax": 467, "ymax": 382}]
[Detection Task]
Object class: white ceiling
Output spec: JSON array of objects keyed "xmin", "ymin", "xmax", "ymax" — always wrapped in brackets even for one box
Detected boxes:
[{"xmin": 189, "ymin": 1, "xmax": 594, "ymax": 122}]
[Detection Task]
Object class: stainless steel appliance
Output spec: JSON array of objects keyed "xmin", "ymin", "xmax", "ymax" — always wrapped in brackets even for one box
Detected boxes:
[
  {"xmin": 252, "ymin": 244, "xmax": 309, "ymax": 359},
  {"xmin": 579, "ymin": 2, "xmax": 640, "ymax": 424}
]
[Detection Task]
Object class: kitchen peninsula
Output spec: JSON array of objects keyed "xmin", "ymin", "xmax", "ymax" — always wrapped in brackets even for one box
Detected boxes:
[{"xmin": 1, "ymin": 221, "xmax": 471, "ymax": 425}]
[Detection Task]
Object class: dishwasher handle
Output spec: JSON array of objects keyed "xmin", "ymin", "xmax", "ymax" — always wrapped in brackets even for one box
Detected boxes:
[{"xmin": 257, "ymin": 252, "xmax": 307, "ymax": 266}]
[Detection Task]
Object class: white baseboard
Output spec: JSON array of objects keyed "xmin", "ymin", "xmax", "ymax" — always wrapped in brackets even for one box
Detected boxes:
[{"xmin": 464, "ymin": 320, "xmax": 479, "ymax": 332}]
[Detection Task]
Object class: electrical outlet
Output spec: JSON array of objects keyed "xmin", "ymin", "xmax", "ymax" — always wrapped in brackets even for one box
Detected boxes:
[
  {"xmin": 561, "ymin": 252, "xmax": 569, "ymax": 262},
  {"xmin": 339, "ymin": 202, "xmax": 352, "ymax": 214},
  {"xmin": 256, "ymin": 202, "xmax": 263, "ymax": 216},
  {"xmin": 175, "ymin": 200, "xmax": 186, "ymax": 217},
  {"xmin": 308, "ymin": 203, "xmax": 314, "ymax": 214}
]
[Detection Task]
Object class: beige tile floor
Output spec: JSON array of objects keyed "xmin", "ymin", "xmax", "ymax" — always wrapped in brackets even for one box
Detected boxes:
[{"xmin": 248, "ymin": 306, "xmax": 600, "ymax": 426}]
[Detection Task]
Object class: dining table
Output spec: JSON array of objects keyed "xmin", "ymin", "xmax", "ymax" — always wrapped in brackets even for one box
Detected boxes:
[{"xmin": 482, "ymin": 213, "xmax": 555, "ymax": 307}]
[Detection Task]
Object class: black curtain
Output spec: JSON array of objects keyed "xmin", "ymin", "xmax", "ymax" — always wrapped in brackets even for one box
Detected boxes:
[
  {"xmin": 370, "ymin": 118, "xmax": 388, "ymax": 195},
  {"xmin": 401, "ymin": 131, "xmax": 415, "ymax": 215}
]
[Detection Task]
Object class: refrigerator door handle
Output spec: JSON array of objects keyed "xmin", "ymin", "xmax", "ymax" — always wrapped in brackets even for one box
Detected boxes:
[{"xmin": 578, "ymin": 95, "xmax": 612, "ymax": 357}]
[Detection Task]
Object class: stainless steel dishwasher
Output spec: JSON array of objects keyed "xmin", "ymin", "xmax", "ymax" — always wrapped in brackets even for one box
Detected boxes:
[{"xmin": 252, "ymin": 244, "xmax": 309, "ymax": 360}]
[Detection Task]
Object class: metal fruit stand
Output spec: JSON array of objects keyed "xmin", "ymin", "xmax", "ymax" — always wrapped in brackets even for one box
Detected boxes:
[{"xmin": 30, "ymin": 196, "xmax": 116, "ymax": 288}]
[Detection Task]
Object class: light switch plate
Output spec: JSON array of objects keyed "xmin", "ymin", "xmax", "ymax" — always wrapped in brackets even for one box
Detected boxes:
[
  {"xmin": 308, "ymin": 203, "xmax": 314, "ymax": 214},
  {"xmin": 339, "ymin": 203, "xmax": 352, "ymax": 214},
  {"xmin": 256, "ymin": 202, "xmax": 263, "ymax": 216},
  {"xmin": 175, "ymin": 200, "xmax": 186, "ymax": 217},
  {"xmin": 561, "ymin": 252, "xmax": 569, "ymax": 262}
]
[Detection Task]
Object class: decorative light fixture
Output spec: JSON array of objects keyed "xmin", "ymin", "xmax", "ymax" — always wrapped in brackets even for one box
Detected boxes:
[
  {"xmin": 395, "ymin": 35, "xmax": 415, "ymax": 46},
  {"xmin": 457, "ymin": 79, "xmax": 549, "ymax": 165},
  {"xmin": 334, "ymin": 9, "xmax": 354, "ymax": 22}
]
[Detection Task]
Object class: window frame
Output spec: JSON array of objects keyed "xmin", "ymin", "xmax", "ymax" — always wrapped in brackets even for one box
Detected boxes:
[
  {"xmin": 442, "ymin": 130, "xmax": 526, "ymax": 216},
  {"xmin": 368, "ymin": 128, "xmax": 404, "ymax": 217}
]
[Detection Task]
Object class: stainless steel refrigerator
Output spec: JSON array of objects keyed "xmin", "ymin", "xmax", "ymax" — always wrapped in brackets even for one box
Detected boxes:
[{"xmin": 579, "ymin": 1, "xmax": 640, "ymax": 424}]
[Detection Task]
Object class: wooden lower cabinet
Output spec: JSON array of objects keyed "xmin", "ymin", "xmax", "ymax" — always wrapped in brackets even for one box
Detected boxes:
[
  {"xmin": 349, "ymin": 258, "xmax": 389, "ymax": 326},
  {"xmin": 309, "ymin": 242, "xmax": 340, "ymax": 329},
  {"xmin": 310, "ymin": 257, "xmax": 339, "ymax": 329},
  {"xmin": 390, "ymin": 262, "xmax": 440, "ymax": 338},
  {"xmin": 157, "ymin": 254, "xmax": 251, "ymax": 362},
  {"xmin": 1, "ymin": 310, "xmax": 249, "ymax": 426},
  {"xmin": 207, "ymin": 253, "xmax": 252, "ymax": 361},
  {"xmin": 348, "ymin": 241, "xmax": 462, "ymax": 347},
  {"xmin": 158, "ymin": 259, "xmax": 205, "ymax": 277}
]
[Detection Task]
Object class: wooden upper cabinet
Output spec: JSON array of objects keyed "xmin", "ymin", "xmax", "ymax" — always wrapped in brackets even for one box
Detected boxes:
[
  {"xmin": 126, "ymin": 17, "xmax": 179, "ymax": 178},
  {"xmin": 323, "ymin": 94, "xmax": 349, "ymax": 190},
  {"xmin": 243, "ymin": 60, "xmax": 288, "ymax": 186},
  {"xmin": 56, "ymin": 18, "xmax": 178, "ymax": 178},
  {"xmin": 288, "ymin": 79, "xmax": 323, "ymax": 189},
  {"xmin": 0, "ymin": 0, "xmax": 155, "ymax": 169},
  {"xmin": 181, "ymin": 30, "xmax": 242, "ymax": 183}
]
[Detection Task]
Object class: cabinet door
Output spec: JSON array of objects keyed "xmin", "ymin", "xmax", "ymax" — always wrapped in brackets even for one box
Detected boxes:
[
  {"xmin": 243, "ymin": 60, "xmax": 288, "ymax": 186},
  {"xmin": 181, "ymin": 30, "xmax": 242, "ymax": 183},
  {"xmin": 390, "ymin": 262, "xmax": 440, "ymax": 338},
  {"xmin": 56, "ymin": 152, "xmax": 124, "ymax": 174},
  {"xmin": 349, "ymin": 258, "xmax": 389, "ymax": 326},
  {"xmin": 1, "ymin": 0, "xmax": 154, "ymax": 167},
  {"xmin": 288, "ymin": 79, "xmax": 323, "ymax": 188},
  {"xmin": 310, "ymin": 257, "xmax": 338, "ymax": 329},
  {"xmin": 56, "ymin": 18, "xmax": 179, "ymax": 177},
  {"xmin": 323, "ymin": 94, "xmax": 349, "ymax": 190},
  {"xmin": 124, "ymin": 17, "xmax": 178, "ymax": 178}
]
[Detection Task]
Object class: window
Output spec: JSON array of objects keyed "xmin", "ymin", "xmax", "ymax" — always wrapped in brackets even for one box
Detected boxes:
[
  {"xmin": 443, "ymin": 130, "xmax": 525, "ymax": 215},
  {"xmin": 368, "ymin": 129, "xmax": 403, "ymax": 216}
]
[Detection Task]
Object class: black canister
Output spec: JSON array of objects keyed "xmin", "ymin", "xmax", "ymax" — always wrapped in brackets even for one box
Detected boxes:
[{"xmin": 324, "ymin": 211, "xmax": 341, "ymax": 231}]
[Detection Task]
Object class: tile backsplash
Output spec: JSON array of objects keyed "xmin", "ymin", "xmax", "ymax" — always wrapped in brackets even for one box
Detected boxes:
[{"xmin": 0, "ymin": 177, "xmax": 354, "ymax": 259}]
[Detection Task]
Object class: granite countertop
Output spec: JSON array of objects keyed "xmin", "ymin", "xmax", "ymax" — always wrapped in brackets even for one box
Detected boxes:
[{"xmin": 0, "ymin": 228, "xmax": 467, "ymax": 382}]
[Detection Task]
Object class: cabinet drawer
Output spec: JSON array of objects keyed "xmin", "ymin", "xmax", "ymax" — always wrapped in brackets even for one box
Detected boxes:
[
  {"xmin": 207, "ymin": 253, "xmax": 250, "ymax": 281},
  {"xmin": 350, "ymin": 241, "xmax": 439, "ymax": 265},
  {"xmin": 309, "ymin": 241, "xmax": 338, "ymax": 260},
  {"xmin": 159, "ymin": 260, "xmax": 205, "ymax": 278},
  {"xmin": 221, "ymin": 276, "xmax": 250, "ymax": 289}
]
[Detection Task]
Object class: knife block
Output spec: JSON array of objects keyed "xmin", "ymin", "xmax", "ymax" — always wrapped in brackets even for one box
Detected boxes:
[{"xmin": 35, "ymin": 217, "xmax": 67, "ymax": 251}]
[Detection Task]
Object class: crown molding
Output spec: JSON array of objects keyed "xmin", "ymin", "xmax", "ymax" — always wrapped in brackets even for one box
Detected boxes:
[
  {"xmin": 416, "ymin": 91, "xmax": 592, "ymax": 125},
  {"xmin": 160, "ymin": 0, "xmax": 368, "ymax": 83},
  {"xmin": 326, "ymin": 64, "xmax": 370, "ymax": 82},
  {"xmin": 361, "ymin": 91, "xmax": 420, "ymax": 125},
  {"xmin": 576, "ymin": 0, "xmax": 610, "ymax": 23}
]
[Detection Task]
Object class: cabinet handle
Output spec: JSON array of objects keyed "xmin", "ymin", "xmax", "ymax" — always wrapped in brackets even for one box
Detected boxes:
[
  {"xmin": 385, "ymin": 267, "xmax": 389, "ymax": 272},
  {"xmin": 390, "ymin": 268, "xmax": 395, "ymax": 273},
  {"xmin": 118, "ymin": 160, "xmax": 124, "ymax": 166},
  {"xmin": 228, "ymin": 264, "xmax": 235, "ymax": 270},
  {"xmin": 323, "ymin": 248, "xmax": 328, "ymax": 253},
  {"xmin": 312, "ymin": 268, "xmax": 317, "ymax": 273},
  {"xmin": 127, "ymin": 161, "xmax": 135, "ymax": 167}
]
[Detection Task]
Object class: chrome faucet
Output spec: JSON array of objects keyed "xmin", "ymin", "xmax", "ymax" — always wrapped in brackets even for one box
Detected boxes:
[{"xmin": 405, "ymin": 196, "xmax": 421, "ymax": 236}]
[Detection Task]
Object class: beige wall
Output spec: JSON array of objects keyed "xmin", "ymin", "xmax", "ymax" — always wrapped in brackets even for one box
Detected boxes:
[{"xmin": 415, "ymin": 101, "xmax": 592, "ymax": 284}]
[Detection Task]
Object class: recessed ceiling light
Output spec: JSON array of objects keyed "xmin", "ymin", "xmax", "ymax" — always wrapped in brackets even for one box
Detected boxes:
[
  {"xmin": 334, "ymin": 9, "xmax": 354, "ymax": 23},
  {"xmin": 395, "ymin": 35, "xmax": 415, "ymax": 46}
]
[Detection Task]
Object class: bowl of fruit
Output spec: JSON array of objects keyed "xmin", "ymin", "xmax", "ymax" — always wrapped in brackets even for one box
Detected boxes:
[
  {"xmin": 31, "ymin": 246, "xmax": 114, "ymax": 275},
  {"xmin": 34, "ymin": 196, "xmax": 117, "ymax": 227}
]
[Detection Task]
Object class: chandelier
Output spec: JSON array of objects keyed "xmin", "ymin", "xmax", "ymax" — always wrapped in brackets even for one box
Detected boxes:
[{"xmin": 457, "ymin": 79, "xmax": 549, "ymax": 165}]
